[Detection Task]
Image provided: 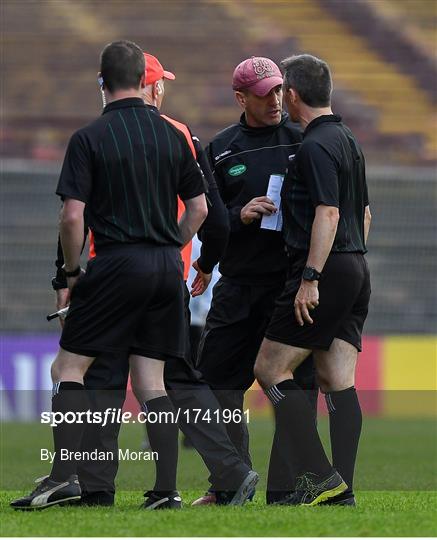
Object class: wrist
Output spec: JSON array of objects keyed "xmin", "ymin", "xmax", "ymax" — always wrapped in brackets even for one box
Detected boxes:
[
  {"xmin": 62, "ymin": 264, "xmax": 81, "ymax": 277},
  {"xmin": 51, "ymin": 276, "xmax": 68, "ymax": 291},
  {"xmin": 302, "ymin": 266, "xmax": 322, "ymax": 282},
  {"xmin": 196, "ymin": 257, "xmax": 213, "ymax": 275}
]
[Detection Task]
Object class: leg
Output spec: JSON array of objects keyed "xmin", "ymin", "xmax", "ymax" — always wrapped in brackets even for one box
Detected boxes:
[
  {"xmin": 266, "ymin": 353, "xmax": 319, "ymax": 502},
  {"xmin": 50, "ymin": 348, "xmax": 95, "ymax": 482},
  {"xmin": 255, "ymin": 338, "xmax": 339, "ymax": 497},
  {"xmin": 165, "ymin": 357, "xmax": 250, "ymax": 491},
  {"xmin": 198, "ymin": 279, "xmax": 281, "ymax": 468},
  {"xmin": 78, "ymin": 352, "xmax": 129, "ymax": 505},
  {"xmin": 130, "ymin": 354, "xmax": 179, "ymax": 493},
  {"xmin": 315, "ymin": 338, "xmax": 361, "ymax": 497}
]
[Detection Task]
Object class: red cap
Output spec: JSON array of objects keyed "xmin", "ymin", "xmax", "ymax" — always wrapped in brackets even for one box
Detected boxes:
[
  {"xmin": 144, "ymin": 53, "xmax": 176, "ymax": 85},
  {"xmin": 232, "ymin": 56, "xmax": 283, "ymax": 96}
]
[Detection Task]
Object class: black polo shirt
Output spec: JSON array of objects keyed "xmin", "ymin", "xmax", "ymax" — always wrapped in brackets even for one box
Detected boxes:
[
  {"xmin": 56, "ymin": 98, "xmax": 204, "ymax": 250},
  {"xmin": 282, "ymin": 114, "xmax": 369, "ymax": 253}
]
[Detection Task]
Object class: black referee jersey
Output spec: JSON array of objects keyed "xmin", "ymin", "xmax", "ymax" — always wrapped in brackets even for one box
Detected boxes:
[
  {"xmin": 282, "ymin": 114, "xmax": 369, "ymax": 253},
  {"xmin": 56, "ymin": 98, "xmax": 204, "ymax": 251}
]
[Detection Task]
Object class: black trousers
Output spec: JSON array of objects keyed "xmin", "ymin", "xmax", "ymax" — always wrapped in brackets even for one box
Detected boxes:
[
  {"xmin": 79, "ymin": 284, "xmax": 249, "ymax": 494},
  {"xmin": 164, "ymin": 285, "xmax": 249, "ymax": 489},
  {"xmin": 80, "ymin": 355, "xmax": 129, "ymax": 495},
  {"xmin": 197, "ymin": 277, "xmax": 318, "ymax": 472}
]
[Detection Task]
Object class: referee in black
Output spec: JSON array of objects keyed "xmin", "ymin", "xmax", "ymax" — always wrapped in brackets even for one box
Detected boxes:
[
  {"xmin": 11, "ymin": 40, "xmax": 207, "ymax": 510},
  {"xmin": 254, "ymin": 54, "xmax": 371, "ymax": 506}
]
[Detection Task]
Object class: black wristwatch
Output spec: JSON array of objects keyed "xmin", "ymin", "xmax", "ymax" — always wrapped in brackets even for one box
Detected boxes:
[
  {"xmin": 51, "ymin": 276, "xmax": 67, "ymax": 290},
  {"xmin": 302, "ymin": 266, "xmax": 322, "ymax": 281},
  {"xmin": 62, "ymin": 264, "xmax": 81, "ymax": 278}
]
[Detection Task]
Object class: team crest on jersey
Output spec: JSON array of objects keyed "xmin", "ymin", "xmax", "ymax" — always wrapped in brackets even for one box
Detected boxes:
[
  {"xmin": 228, "ymin": 164, "xmax": 247, "ymax": 176},
  {"xmin": 252, "ymin": 57, "xmax": 274, "ymax": 80}
]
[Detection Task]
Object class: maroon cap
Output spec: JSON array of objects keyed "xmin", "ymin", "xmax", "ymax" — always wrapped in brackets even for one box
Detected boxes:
[{"xmin": 232, "ymin": 56, "xmax": 283, "ymax": 96}]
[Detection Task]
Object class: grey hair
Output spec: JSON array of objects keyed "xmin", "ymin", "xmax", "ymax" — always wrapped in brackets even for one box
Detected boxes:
[{"xmin": 281, "ymin": 54, "xmax": 332, "ymax": 107}]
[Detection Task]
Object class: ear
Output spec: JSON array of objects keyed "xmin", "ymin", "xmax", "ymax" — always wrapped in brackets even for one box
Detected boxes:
[
  {"xmin": 235, "ymin": 91, "xmax": 246, "ymax": 109},
  {"xmin": 140, "ymin": 73, "xmax": 146, "ymax": 89},
  {"xmin": 97, "ymin": 72, "xmax": 104, "ymax": 89},
  {"xmin": 288, "ymin": 87, "xmax": 298, "ymax": 104},
  {"xmin": 152, "ymin": 82, "xmax": 160, "ymax": 100}
]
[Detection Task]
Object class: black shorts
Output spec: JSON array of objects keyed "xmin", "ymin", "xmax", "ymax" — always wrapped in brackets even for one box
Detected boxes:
[
  {"xmin": 265, "ymin": 250, "xmax": 371, "ymax": 352},
  {"xmin": 60, "ymin": 244, "xmax": 186, "ymax": 360}
]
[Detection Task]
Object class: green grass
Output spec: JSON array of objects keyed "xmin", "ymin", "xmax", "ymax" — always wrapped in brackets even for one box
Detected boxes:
[
  {"xmin": 1, "ymin": 417, "xmax": 436, "ymax": 536},
  {"xmin": 1, "ymin": 491, "xmax": 436, "ymax": 537}
]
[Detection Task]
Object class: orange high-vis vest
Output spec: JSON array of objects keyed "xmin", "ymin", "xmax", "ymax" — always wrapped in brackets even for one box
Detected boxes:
[{"xmin": 89, "ymin": 113, "xmax": 196, "ymax": 280}]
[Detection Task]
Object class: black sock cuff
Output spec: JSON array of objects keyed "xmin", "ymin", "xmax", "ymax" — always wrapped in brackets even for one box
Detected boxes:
[
  {"xmin": 265, "ymin": 379, "xmax": 299, "ymax": 405},
  {"xmin": 143, "ymin": 395, "xmax": 173, "ymax": 413},
  {"xmin": 52, "ymin": 381, "xmax": 84, "ymax": 397},
  {"xmin": 325, "ymin": 386, "xmax": 357, "ymax": 412},
  {"xmin": 329, "ymin": 386, "xmax": 355, "ymax": 393},
  {"xmin": 276, "ymin": 379, "xmax": 300, "ymax": 391}
]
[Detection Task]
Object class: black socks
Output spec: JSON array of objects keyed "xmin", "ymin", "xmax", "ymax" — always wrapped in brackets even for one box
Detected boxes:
[
  {"xmin": 142, "ymin": 396, "xmax": 178, "ymax": 493},
  {"xmin": 266, "ymin": 379, "xmax": 332, "ymax": 480},
  {"xmin": 326, "ymin": 386, "xmax": 362, "ymax": 494},
  {"xmin": 50, "ymin": 381, "xmax": 89, "ymax": 482}
]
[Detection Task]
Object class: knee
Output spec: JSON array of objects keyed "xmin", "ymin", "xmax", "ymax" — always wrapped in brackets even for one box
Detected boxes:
[
  {"xmin": 51, "ymin": 360, "xmax": 61, "ymax": 383},
  {"xmin": 254, "ymin": 347, "xmax": 273, "ymax": 390},
  {"xmin": 316, "ymin": 370, "xmax": 354, "ymax": 393},
  {"xmin": 316, "ymin": 371, "xmax": 331, "ymax": 393}
]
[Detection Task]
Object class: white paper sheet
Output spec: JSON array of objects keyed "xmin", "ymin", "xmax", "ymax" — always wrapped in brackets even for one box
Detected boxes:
[{"xmin": 261, "ymin": 174, "xmax": 284, "ymax": 231}]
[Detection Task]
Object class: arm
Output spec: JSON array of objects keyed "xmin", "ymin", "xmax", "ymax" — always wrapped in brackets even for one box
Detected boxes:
[
  {"xmin": 190, "ymin": 143, "xmax": 230, "ymax": 296},
  {"xmin": 53, "ymin": 216, "xmax": 89, "ymax": 324},
  {"xmin": 191, "ymin": 183, "xmax": 229, "ymax": 296},
  {"xmin": 59, "ymin": 198, "xmax": 86, "ymax": 290},
  {"xmin": 195, "ymin": 143, "xmax": 230, "ymax": 273},
  {"xmin": 306, "ymin": 205, "xmax": 340, "ymax": 273},
  {"xmin": 179, "ymin": 194, "xmax": 208, "ymax": 248},
  {"xmin": 364, "ymin": 205, "xmax": 371, "ymax": 244},
  {"xmin": 206, "ymin": 143, "xmax": 276, "ymax": 232},
  {"xmin": 292, "ymin": 141, "xmax": 341, "ymax": 325},
  {"xmin": 294, "ymin": 204, "xmax": 339, "ymax": 326}
]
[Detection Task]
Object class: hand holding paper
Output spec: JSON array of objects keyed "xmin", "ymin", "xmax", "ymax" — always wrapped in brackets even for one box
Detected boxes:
[{"xmin": 261, "ymin": 174, "xmax": 284, "ymax": 231}]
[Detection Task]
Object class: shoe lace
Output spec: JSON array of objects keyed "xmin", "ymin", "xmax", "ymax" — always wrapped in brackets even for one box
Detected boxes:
[
  {"xmin": 29, "ymin": 475, "xmax": 50, "ymax": 496},
  {"xmin": 295, "ymin": 473, "xmax": 321, "ymax": 497},
  {"xmin": 295, "ymin": 472, "xmax": 335, "ymax": 498}
]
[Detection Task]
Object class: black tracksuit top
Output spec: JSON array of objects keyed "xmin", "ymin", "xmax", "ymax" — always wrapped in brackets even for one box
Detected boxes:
[{"xmin": 206, "ymin": 113, "xmax": 302, "ymax": 284}]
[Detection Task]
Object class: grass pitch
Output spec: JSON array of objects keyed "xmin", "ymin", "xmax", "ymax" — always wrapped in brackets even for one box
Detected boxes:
[{"xmin": 1, "ymin": 417, "xmax": 436, "ymax": 536}]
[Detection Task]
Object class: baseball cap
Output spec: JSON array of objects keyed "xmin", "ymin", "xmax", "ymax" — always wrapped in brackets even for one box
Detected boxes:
[
  {"xmin": 232, "ymin": 56, "xmax": 283, "ymax": 97},
  {"xmin": 144, "ymin": 53, "xmax": 176, "ymax": 85}
]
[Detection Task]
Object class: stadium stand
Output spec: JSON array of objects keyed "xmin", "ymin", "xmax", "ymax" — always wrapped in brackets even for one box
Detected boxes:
[
  {"xmin": 234, "ymin": 0, "xmax": 436, "ymax": 162},
  {"xmin": 2, "ymin": 0, "xmax": 436, "ymax": 163},
  {"xmin": 1, "ymin": 0, "xmax": 436, "ymax": 335}
]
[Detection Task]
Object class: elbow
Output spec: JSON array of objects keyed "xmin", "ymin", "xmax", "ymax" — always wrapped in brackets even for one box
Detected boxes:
[
  {"xmin": 199, "ymin": 202, "xmax": 208, "ymax": 224},
  {"xmin": 329, "ymin": 207, "xmax": 340, "ymax": 224},
  {"xmin": 365, "ymin": 206, "xmax": 372, "ymax": 224},
  {"xmin": 322, "ymin": 206, "xmax": 340, "ymax": 229},
  {"xmin": 60, "ymin": 209, "xmax": 83, "ymax": 230}
]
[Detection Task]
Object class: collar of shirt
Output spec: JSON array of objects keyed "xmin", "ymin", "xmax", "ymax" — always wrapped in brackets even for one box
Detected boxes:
[
  {"xmin": 304, "ymin": 114, "xmax": 342, "ymax": 137},
  {"xmin": 239, "ymin": 112, "xmax": 289, "ymax": 134},
  {"xmin": 146, "ymin": 104, "xmax": 160, "ymax": 114},
  {"xmin": 102, "ymin": 97, "xmax": 145, "ymax": 115}
]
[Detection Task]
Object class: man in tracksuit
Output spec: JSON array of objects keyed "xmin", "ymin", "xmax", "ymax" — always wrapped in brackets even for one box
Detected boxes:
[{"xmin": 193, "ymin": 57, "xmax": 318, "ymax": 505}]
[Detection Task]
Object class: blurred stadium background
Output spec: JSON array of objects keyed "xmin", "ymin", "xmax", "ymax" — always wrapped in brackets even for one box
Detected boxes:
[{"xmin": 1, "ymin": 0, "xmax": 436, "ymax": 420}]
